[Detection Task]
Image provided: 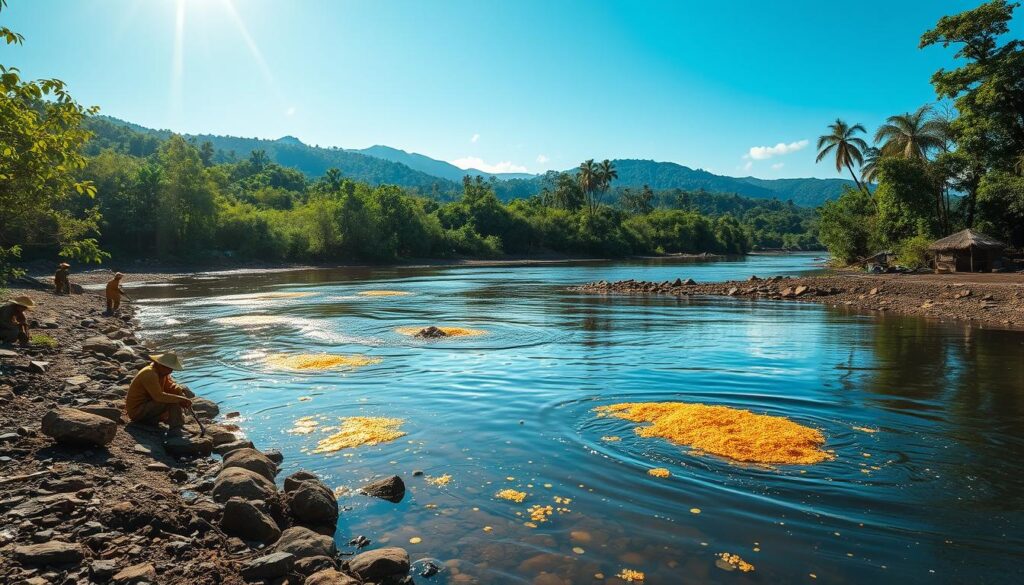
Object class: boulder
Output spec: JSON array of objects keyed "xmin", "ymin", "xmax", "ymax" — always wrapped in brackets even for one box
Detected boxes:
[
  {"xmin": 288, "ymin": 478, "xmax": 339, "ymax": 528},
  {"xmin": 163, "ymin": 433, "xmax": 214, "ymax": 457},
  {"xmin": 681, "ymin": 278, "xmax": 696, "ymax": 286},
  {"xmin": 304, "ymin": 569, "xmax": 360, "ymax": 585},
  {"xmin": 89, "ymin": 559, "xmax": 118, "ymax": 580},
  {"xmin": 112, "ymin": 563, "xmax": 157, "ymax": 584},
  {"xmin": 221, "ymin": 497, "xmax": 281, "ymax": 544},
  {"xmin": 213, "ymin": 439, "xmax": 255, "ymax": 456},
  {"xmin": 223, "ymin": 448, "xmax": 277, "ymax": 481},
  {"xmin": 212, "ymin": 467, "xmax": 277, "ymax": 503},
  {"xmin": 111, "ymin": 347, "xmax": 137, "ymax": 363},
  {"xmin": 29, "ymin": 361, "xmax": 49, "ymax": 374},
  {"xmin": 264, "ymin": 448, "xmax": 284, "ymax": 464},
  {"xmin": 203, "ymin": 424, "xmax": 238, "ymax": 446},
  {"xmin": 14, "ymin": 541, "xmax": 85, "ymax": 565},
  {"xmin": 347, "ymin": 547, "xmax": 410, "ymax": 582},
  {"xmin": 414, "ymin": 326, "xmax": 447, "ymax": 339},
  {"xmin": 274, "ymin": 526, "xmax": 336, "ymax": 560},
  {"xmin": 82, "ymin": 336, "xmax": 121, "ymax": 356},
  {"xmin": 359, "ymin": 475, "xmax": 405, "ymax": 503},
  {"xmin": 77, "ymin": 403, "xmax": 123, "ymax": 423},
  {"xmin": 284, "ymin": 470, "xmax": 321, "ymax": 493},
  {"xmin": 794, "ymin": 285, "xmax": 809, "ymax": 297},
  {"xmin": 295, "ymin": 556, "xmax": 338, "ymax": 577},
  {"xmin": 41, "ymin": 408, "xmax": 117, "ymax": 446},
  {"xmin": 190, "ymin": 397, "xmax": 219, "ymax": 420},
  {"xmin": 241, "ymin": 552, "xmax": 295, "ymax": 581}
]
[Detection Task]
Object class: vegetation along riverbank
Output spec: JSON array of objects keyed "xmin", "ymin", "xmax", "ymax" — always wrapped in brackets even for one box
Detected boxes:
[
  {"xmin": 0, "ymin": 288, "xmax": 418, "ymax": 584},
  {"xmin": 573, "ymin": 272, "xmax": 1024, "ymax": 331}
]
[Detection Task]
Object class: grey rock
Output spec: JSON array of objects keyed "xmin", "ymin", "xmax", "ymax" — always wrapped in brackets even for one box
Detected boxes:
[
  {"xmin": 78, "ymin": 403, "xmax": 123, "ymax": 423},
  {"xmin": 163, "ymin": 433, "xmax": 214, "ymax": 457},
  {"xmin": 221, "ymin": 497, "xmax": 281, "ymax": 544},
  {"xmin": 284, "ymin": 470, "xmax": 320, "ymax": 493},
  {"xmin": 82, "ymin": 336, "xmax": 121, "ymax": 356},
  {"xmin": 89, "ymin": 559, "xmax": 118, "ymax": 580},
  {"xmin": 288, "ymin": 478, "xmax": 339, "ymax": 528},
  {"xmin": 41, "ymin": 408, "xmax": 117, "ymax": 446},
  {"xmin": 29, "ymin": 361, "xmax": 49, "ymax": 374},
  {"xmin": 212, "ymin": 467, "xmax": 277, "ymax": 503},
  {"xmin": 294, "ymin": 555, "xmax": 338, "ymax": 577},
  {"xmin": 274, "ymin": 526, "xmax": 335, "ymax": 560},
  {"xmin": 241, "ymin": 552, "xmax": 295, "ymax": 581},
  {"xmin": 304, "ymin": 568, "xmax": 360, "ymax": 585},
  {"xmin": 264, "ymin": 448, "xmax": 284, "ymax": 464},
  {"xmin": 190, "ymin": 397, "xmax": 219, "ymax": 420},
  {"xmin": 359, "ymin": 475, "xmax": 405, "ymax": 503},
  {"xmin": 223, "ymin": 448, "xmax": 277, "ymax": 481},
  {"xmin": 14, "ymin": 541, "xmax": 85, "ymax": 565},
  {"xmin": 347, "ymin": 547, "xmax": 411, "ymax": 582},
  {"xmin": 112, "ymin": 562, "xmax": 157, "ymax": 584},
  {"xmin": 213, "ymin": 439, "xmax": 255, "ymax": 456}
]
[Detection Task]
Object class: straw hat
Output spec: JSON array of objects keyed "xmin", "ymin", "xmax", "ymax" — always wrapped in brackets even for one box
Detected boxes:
[
  {"xmin": 113, "ymin": 272, "xmax": 124, "ymax": 279},
  {"xmin": 10, "ymin": 295, "xmax": 35, "ymax": 309},
  {"xmin": 149, "ymin": 351, "xmax": 184, "ymax": 371},
  {"xmin": 58, "ymin": 262, "xmax": 70, "ymax": 268}
]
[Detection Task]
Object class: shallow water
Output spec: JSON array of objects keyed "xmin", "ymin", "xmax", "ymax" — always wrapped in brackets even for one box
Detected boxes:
[{"xmin": 134, "ymin": 254, "xmax": 1024, "ymax": 584}]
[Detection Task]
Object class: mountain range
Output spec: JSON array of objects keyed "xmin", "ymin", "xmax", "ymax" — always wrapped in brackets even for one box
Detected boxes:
[{"xmin": 93, "ymin": 116, "xmax": 859, "ymax": 206}]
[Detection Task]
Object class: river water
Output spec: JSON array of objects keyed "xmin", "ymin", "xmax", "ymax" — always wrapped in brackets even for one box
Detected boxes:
[{"xmin": 133, "ymin": 254, "xmax": 1024, "ymax": 584}]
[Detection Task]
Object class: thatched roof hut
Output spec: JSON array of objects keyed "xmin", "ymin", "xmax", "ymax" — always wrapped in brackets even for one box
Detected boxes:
[{"xmin": 928, "ymin": 229, "xmax": 1006, "ymax": 272}]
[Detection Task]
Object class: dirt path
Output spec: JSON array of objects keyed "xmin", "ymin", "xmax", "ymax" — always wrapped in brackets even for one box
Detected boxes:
[{"xmin": 572, "ymin": 272, "xmax": 1024, "ymax": 331}]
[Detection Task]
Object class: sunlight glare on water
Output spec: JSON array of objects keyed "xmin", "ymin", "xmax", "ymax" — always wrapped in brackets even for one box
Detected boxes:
[{"xmin": 134, "ymin": 254, "xmax": 1024, "ymax": 584}]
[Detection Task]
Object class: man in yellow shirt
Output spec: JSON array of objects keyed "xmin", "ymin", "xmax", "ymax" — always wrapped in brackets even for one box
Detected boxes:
[
  {"xmin": 105, "ymin": 272, "xmax": 131, "ymax": 314},
  {"xmin": 125, "ymin": 352, "xmax": 193, "ymax": 429}
]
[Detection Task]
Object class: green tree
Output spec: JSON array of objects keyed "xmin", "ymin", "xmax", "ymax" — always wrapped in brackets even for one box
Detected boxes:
[
  {"xmin": 816, "ymin": 119, "xmax": 870, "ymax": 193},
  {"xmin": 594, "ymin": 159, "xmax": 618, "ymax": 209},
  {"xmin": 873, "ymin": 105, "xmax": 947, "ymax": 160},
  {"xmin": 873, "ymin": 157, "xmax": 939, "ymax": 246},
  {"xmin": 0, "ymin": 2, "xmax": 105, "ymax": 267},
  {"xmin": 578, "ymin": 159, "xmax": 599, "ymax": 214},
  {"xmin": 155, "ymin": 135, "xmax": 218, "ymax": 257},
  {"xmin": 817, "ymin": 187, "xmax": 878, "ymax": 264}
]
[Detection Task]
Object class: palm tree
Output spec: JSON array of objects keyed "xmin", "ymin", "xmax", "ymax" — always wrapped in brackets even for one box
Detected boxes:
[
  {"xmin": 816, "ymin": 119, "xmax": 869, "ymax": 192},
  {"xmin": 873, "ymin": 105, "xmax": 946, "ymax": 160},
  {"xmin": 1015, "ymin": 152, "xmax": 1024, "ymax": 176},
  {"xmin": 861, "ymin": 147, "xmax": 882, "ymax": 184},
  {"xmin": 594, "ymin": 159, "xmax": 618, "ymax": 209},
  {"xmin": 578, "ymin": 159, "xmax": 599, "ymax": 213}
]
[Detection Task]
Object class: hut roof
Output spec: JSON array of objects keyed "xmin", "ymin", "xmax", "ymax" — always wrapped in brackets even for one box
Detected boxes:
[{"xmin": 928, "ymin": 229, "xmax": 1006, "ymax": 252}]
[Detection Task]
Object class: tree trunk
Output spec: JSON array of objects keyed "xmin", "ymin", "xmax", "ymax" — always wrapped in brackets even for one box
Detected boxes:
[{"xmin": 845, "ymin": 163, "xmax": 868, "ymax": 195}]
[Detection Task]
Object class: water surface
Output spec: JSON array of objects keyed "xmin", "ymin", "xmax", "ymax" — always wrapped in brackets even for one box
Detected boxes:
[{"xmin": 134, "ymin": 254, "xmax": 1024, "ymax": 584}]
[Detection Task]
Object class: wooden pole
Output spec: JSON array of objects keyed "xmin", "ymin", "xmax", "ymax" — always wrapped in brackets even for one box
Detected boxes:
[{"xmin": 970, "ymin": 246, "xmax": 974, "ymax": 272}]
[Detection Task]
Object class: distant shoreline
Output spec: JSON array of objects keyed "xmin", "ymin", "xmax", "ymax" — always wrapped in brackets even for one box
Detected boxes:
[{"xmin": 20, "ymin": 251, "xmax": 797, "ymax": 286}]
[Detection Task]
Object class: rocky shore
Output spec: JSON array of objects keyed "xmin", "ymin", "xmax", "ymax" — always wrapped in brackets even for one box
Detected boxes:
[
  {"xmin": 572, "ymin": 273, "xmax": 1024, "ymax": 330},
  {"xmin": 0, "ymin": 289, "xmax": 415, "ymax": 584}
]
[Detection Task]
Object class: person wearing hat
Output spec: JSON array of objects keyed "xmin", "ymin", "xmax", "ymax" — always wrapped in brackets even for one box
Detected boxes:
[
  {"xmin": 105, "ymin": 272, "xmax": 131, "ymax": 315},
  {"xmin": 0, "ymin": 295, "xmax": 34, "ymax": 346},
  {"xmin": 125, "ymin": 351, "xmax": 193, "ymax": 430},
  {"xmin": 54, "ymin": 262, "xmax": 71, "ymax": 295}
]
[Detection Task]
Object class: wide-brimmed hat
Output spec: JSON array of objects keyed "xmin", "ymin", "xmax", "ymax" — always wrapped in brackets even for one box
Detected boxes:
[
  {"xmin": 149, "ymin": 352, "xmax": 184, "ymax": 371},
  {"xmin": 58, "ymin": 262, "xmax": 70, "ymax": 268},
  {"xmin": 10, "ymin": 295, "xmax": 35, "ymax": 309},
  {"xmin": 113, "ymin": 272, "xmax": 124, "ymax": 279}
]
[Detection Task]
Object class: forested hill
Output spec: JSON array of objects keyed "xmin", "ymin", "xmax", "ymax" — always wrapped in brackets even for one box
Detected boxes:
[{"xmin": 87, "ymin": 116, "xmax": 856, "ymax": 206}]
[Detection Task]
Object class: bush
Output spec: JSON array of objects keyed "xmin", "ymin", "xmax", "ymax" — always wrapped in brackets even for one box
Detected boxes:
[
  {"xmin": 895, "ymin": 233, "xmax": 933, "ymax": 269},
  {"xmin": 30, "ymin": 334, "xmax": 57, "ymax": 348}
]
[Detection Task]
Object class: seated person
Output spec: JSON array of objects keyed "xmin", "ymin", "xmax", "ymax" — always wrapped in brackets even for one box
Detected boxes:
[
  {"xmin": 125, "ymin": 351, "xmax": 193, "ymax": 431},
  {"xmin": 54, "ymin": 262, "xmax": 70, "ymax": 295},
  {"xmin": 0, "ymin": 295, "xmax": 33, "ymax": 346}
]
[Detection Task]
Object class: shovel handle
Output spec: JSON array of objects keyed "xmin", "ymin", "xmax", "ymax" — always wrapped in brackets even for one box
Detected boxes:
[{"xmin": 188, "ymin": 406, "xmax": 206, "ymax": 436}]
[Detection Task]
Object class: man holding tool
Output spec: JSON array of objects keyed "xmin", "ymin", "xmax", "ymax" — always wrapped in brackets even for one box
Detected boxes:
[
  {"xmin": 105, "ymin": 272, "xmax": 132, "ymax": 315},
  {"xmin": 124, "ymin": 351, "xmax": 196, "ymax": 433}
]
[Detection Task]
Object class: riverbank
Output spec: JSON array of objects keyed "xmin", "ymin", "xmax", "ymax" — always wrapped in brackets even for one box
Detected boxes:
[
  {"xmin": 572, "ymin": 272, "xmax": 1024, "ymax": 331},
  {"xmin": 0, "ymin": 288, "xmax": 414, "ymax": 584}
]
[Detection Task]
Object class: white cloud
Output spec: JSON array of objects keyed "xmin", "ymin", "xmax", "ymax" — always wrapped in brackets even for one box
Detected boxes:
[
  {"xmin": 536, "ymin": 154, "xmax": 549, "ymax": 164},
  {"xmin": 771, "ymin": 162, "xmax": 785, "ymax": 170},
  {"xmin": 747, "ymin": 139, "xmax": 809, "ymax": 160},
  {"xmin": 449, "ymin": 156, "xmax": 528, "ymax": 174},
  {"xmin": 471, "ymin": 133, "xmax": 480, "ymax": 143}
]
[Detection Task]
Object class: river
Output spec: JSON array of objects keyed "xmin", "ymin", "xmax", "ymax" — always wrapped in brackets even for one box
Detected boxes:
[{"xmin": 132, "ymin": 253, "xmax": 1024, "ymax": 584}]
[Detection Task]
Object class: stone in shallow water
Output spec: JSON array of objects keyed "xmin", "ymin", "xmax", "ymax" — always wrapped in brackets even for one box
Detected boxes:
[
  {"xmin": 359, "ymin": 475, "xmax": 405, "ymax": 503},
  {"xmin": 348, "ymin": 547, "xmax": 410, "ymax": 582}
]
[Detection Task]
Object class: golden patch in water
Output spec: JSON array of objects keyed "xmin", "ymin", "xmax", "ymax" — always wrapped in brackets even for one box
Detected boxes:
[
  {"xmin": 426, "ymin": 474, "xmax": 452, "ymax": 487},
  {"xmin": 601, "ymin": 435, "xmax": 621, "ymax": 442},
  {"xmin": 717, "ymin": 552, "xmax": 755, "ymax": 572},
  {"xmin": 852, "ymin": 426, "xmax": 879, "ymax": 433},
  {"xmin": 648, "ymin": 468, "xmax": 671, "ymax": 478},
  {"xmin": 265, "ymin": 353, "xmax": 382, "ymax": 371},
  {"xmin": 358, "ymin": 290, "xmax": 412, "ymax": 297},
  {"xmin": 221, "ymin": 291, "xmax": 315, "ymax": 301},
  {"xmin": 596, "ymin": 402, "xmax": 831, "ymax": 465},
  {"xmin": 409, "ymin": 537, "xmax": 422, "ymax": 544},
  {"xmin": 288, "ymin": 416, "xmax": 319, "ymax": 435},
  {"xmin": 617, "ymin": 568, "xmax": 646, "ymax": 582},
  {"xmin": 312, "ymin": 417, "xmax": 406, "ymax": 453},
  {"xmin": 215, "ymin": 315, "xmax": 291, "ymax": 326},
  {"xmin": 495, "ymin": 489, "xmax": 527, "ymax": 503},
  {"xmin": 395, "ymin": 326, "xmax": 486, "ymax": 337},
  {"xmin": 528, "ymin": 504, "xmax": 553, "ymax": 522}
]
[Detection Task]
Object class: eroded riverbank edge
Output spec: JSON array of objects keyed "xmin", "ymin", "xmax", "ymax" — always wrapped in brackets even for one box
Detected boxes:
[
  {"xmin": 571, "ymin": 273, "xmax": 1024, "ymax": 331},
  {"xmin": 0, "ymin": 288, "xmax": 415, "ymax": 584}
]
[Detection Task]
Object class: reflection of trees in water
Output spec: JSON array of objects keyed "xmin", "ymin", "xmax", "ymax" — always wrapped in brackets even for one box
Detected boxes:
[{"xmin": 863, "ymin": 313, "xmax": 1024, "ymax": 508}]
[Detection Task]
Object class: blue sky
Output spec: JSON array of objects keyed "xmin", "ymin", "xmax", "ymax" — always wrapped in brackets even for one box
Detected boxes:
[{"xmin": 3, "ymin": 0, "xmax": 1016, "ymax": 179}]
